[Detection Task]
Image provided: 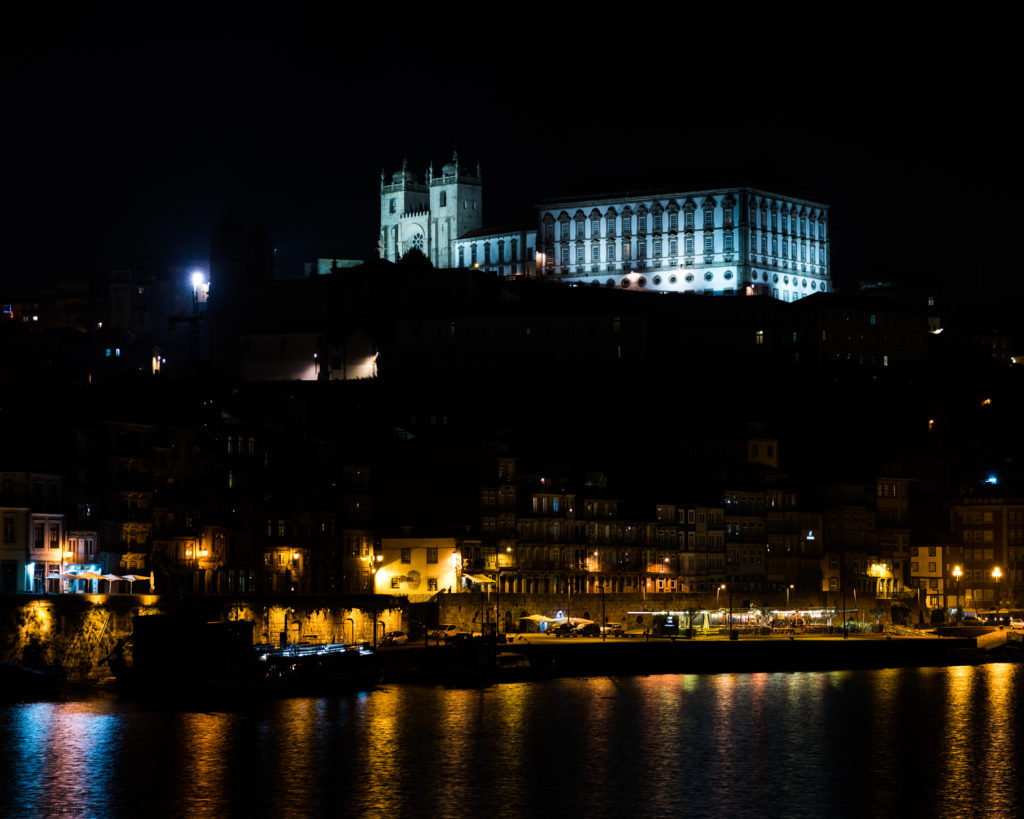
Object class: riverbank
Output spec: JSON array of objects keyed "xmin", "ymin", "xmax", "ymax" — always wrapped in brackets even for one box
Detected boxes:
[{"xmin": 375, "ymin": 631, "xmax": 1021, "ymax": 684}]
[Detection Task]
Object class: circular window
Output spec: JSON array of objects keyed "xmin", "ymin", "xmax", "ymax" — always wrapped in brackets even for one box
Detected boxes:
[
  {"xmin": 773, "ymin": 273, "xmax": 779, "ymax": 283},
  {"xmin": 669, "ymin": 275, "xmax": 677, "ymax": 284},
  {"xmin": 783, "ymin": 276, "xmax": 789, "ymax": 285},
  {"xmin": 621, "ymin": 278, "xmax": 631, "ymax": 288},
  {"xmin": 637, "ymin": 277, "xmax": 647, "ymax": 288},
  {"xmin": 685, "ymin": 273, "xmax": 694, "ymax": 283},
  {"xmin": 764, "ymin": 271, "xmax": 770, "ymax": 281},
  {"xmin": 802, "ymin": 279, "xmax": 808, "ymax": 287},
  {"xmin": 652, "ymin": 275, "xmax": 662, "ymax": 286},
  {"xmin": 820, "ymin": 283, "xmax": 827, "ymax": 292},
  {"xmin": 704, "ymin": 271, "xmax": 713, "ymax": 282},
  {"xmin": 723, "ymin": 270, "xmax": 733, "ymax": 280},
  {"xmin": 811, "ymin": 281, "xmax": 817, "ymax": 290}
]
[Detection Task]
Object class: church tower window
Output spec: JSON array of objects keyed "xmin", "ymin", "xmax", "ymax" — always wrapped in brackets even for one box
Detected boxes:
[
  {"xmin": 471, "ymin": 244, "xmax": 478, "ymax": 265},
  {"xmin": 439, "ymin": 192, "xmax": 447, "ymax": 207},
  {"xmin": 389, "ymin": 199, "xmax": 396, "ymax": 214}
]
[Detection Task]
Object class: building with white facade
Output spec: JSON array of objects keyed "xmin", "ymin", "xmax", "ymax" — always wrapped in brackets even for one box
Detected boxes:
[
  {"xmin": 538, "ymin": 188, "xmax": 829, "ymax": 299},
  {"xmin": 379, "ymin": 154, "xmax": 483, "ymax": 268},
  {"xmin": 380, "ymin": 158, "xmax": 830, "ymax": 301},
  {"xmin": 374, "ymin": 537, "xmax": 460, "ymax": 602}
]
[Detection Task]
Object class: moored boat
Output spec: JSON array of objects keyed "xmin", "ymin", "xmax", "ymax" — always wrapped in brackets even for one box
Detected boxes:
[{"xmin": 108, "ymin": 615, "xmax": 381, "ymax": 699}]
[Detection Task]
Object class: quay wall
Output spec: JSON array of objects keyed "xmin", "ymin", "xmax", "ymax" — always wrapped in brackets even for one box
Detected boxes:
[
  {"xmin": 0, "ymin": 594, "xmax": 406, "ymax": 682},
  {"xmin": 435, "ymin": 591, "xmax": 914, "ymax": 634}
]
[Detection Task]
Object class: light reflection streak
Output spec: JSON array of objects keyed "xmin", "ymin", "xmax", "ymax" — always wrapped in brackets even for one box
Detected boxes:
[
  {"xmin": 177, "ymin": 711, "xmax": 235, "ymax": 817},
  {"xmin": 3, "ymin": 701, "xmax": 120, "ymax": 817},
  {"xmin": 941, "ymin": 663, "xmax": 975, "ymax": 812}
]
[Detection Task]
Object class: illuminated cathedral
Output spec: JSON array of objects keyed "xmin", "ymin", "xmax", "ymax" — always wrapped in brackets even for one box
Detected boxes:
[{"xmin": 381, "ymin": 155, "xmax": 829, "ymax": 300}]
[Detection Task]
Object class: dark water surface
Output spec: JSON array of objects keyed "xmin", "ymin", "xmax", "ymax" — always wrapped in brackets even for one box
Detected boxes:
[{"xmin": 2, "ymin": 664, "xmax": 1021, "ymax": 818}]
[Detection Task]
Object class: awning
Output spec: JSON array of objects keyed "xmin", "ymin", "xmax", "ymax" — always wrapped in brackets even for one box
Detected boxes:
[{"xmin": 463, "ymin": 574, "xmax": 495, "ymax": 585}]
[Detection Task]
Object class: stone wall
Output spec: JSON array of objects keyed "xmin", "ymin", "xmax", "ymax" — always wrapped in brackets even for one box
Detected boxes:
[
  {"xmin": 438, "ymin": 590, "xmax": 898, "ymax": 634},
  {"xmin": 0, "ymin": 594, "xmax": 406, "ymax": 682}
]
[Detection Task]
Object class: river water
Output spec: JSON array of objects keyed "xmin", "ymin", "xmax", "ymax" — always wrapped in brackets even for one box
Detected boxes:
[{"xmin": 2, "ymin": 664, "xmax": 1021, "ymax": 818}]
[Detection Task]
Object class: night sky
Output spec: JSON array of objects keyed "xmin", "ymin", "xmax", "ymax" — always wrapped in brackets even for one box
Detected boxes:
[{"xmin": 3, "ymin": 19, "xmax": 1011, "ymax": 325}]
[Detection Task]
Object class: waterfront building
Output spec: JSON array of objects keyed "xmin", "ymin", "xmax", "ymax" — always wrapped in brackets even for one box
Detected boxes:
[
  {"xmin": 949, "ymin": 496, "xmax": 1024, "ymax": 609},
  {"xmin": 909, "ymin": 544, "xmax": 946, "ymax": 610},
  {"xmin": 374, "ymin": 537, "xmax": 460, "ymax": 601}
]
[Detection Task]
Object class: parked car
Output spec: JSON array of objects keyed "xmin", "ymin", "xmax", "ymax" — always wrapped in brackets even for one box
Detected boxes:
[
  {"xmin": 1010, "ymin": 617, "xmax": 1024, "ymax": 629},
  {"xmin": 578, "ymin": 623, "xmax": 601, "ymax": 637},
  {"xmin": 601, "ymin": 622, "xmax": 624, "ymax": 637},
  {"xmin": 549, "ymin": 623, "xmax": 578, "ymax": 638},
  {"xmin": 382, "ymin": 631, "xmax": 408, "ymax": 645},
  {"xmin": 429, "ymin": 624, "xmax": 458, "ymax": 641}
]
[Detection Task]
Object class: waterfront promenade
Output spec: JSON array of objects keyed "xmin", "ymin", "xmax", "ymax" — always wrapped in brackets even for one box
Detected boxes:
[{"xmin": 376, "ymin": 628, "xmax": 1020, "ymax": 683}]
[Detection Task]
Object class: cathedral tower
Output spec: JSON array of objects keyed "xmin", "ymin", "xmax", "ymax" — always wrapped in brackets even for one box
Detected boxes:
[{"xmin": 379, "ymin": 153, "xmax": 482, "ymax": 267}]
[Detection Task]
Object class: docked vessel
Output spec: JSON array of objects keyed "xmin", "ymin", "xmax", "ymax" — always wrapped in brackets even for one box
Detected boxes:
[{"xmin": 108, "ymin": 615, "xmax": 381, "ymax": 699}]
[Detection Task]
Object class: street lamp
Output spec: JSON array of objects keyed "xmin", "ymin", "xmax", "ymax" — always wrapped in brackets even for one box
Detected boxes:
[
  {"xmin": 992, "ymin": 566, "xmax": 1002, "ymax": 620},
  {"xmin": 952, "ymin": 565, "xmax": 962, "ymax": 622},
  {"xmin": 786, "ymin": 584, "xmax": 794, "ymax": 609},
  {"xmin": 727, "ymin": 583, "xmax": 734, "ymax": 639}
]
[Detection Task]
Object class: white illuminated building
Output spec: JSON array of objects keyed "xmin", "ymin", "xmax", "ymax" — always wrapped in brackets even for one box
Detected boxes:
[
  {"xmin": 379, "ymin": 154, "xmax": 483, "ymax": 268},
  {"xmin": 538, "ymin": 188, "xmax": 829, "ymax": 300},
  {"xmin": 380, "ymin": 158, "xmax": 829, "ymax": 300}
]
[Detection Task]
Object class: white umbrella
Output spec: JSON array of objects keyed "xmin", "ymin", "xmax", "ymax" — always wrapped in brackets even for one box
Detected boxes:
[
  {"xmin": 103, "ymin": 574, "xmax": 123, "ymax": 593},
  {"xmin": 121, "ymin": 574, "xmax": 146, "ymax": 593}
]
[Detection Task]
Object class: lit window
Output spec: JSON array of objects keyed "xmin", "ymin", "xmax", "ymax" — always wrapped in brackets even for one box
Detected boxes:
[{"xmin": 427, "ymin": 548, "xmax": 438, "ymax": 564}]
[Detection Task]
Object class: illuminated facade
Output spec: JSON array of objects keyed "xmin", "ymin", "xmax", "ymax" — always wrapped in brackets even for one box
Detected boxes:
[
  {"xmin": 379, "ymin": 155, "xmax": 483, "ymax": 268},
  {"xmin": 949, "ymin": 498, "xmax": 1024, "ymax": 609},
  {"xmin": 538, "ymin": 189, "xmax": 829, "ymax": 299},
  {"xmin": 380, "ymin": 159, "xmax": 829, "ymax": 299},
  {"xmin": 374, "ymin": 537, "xmax": 460, "ymax": 602}
]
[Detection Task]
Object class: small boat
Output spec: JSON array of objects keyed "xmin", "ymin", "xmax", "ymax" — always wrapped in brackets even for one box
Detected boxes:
[
  {"xmin": 0, "ymin": 660, "xmax": 66, "ymax": 700},
  {"xmin": 108, "ymin": 615, "xmax": 381, "ymax": 699}
]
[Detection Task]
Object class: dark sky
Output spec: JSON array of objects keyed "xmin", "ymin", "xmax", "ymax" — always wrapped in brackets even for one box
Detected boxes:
[{"xmin": 2, "ymin": 19, "xmax": 1011, "ymax": 321}]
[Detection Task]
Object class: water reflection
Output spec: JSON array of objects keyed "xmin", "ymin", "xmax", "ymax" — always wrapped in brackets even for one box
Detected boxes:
[{"xmin": 0, "ymin": 665, "xmax": 1021, "ymax": 818}]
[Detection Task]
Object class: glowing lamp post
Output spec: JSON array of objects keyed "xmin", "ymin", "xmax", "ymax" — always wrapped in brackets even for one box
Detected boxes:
[
  {"xmin": 786, "ymin": 584, "xmax": 794, "ymax": 609},
  {"xmin": 992, "ymin": 567, "xmax": 1002, "ymax": 618},
  {"xmin": 952, "ymin": 565, "xmax": 962, "ymax": 622}
]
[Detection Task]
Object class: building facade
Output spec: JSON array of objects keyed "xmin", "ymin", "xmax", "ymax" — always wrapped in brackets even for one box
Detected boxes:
[
  {"xmin": 538, "ymin": 189, "xmax": 829, "ymax": 299},
  {"xmin": 380, "ymin": 161, "xmax": 829, "ymax": 302},
  {"xmin": 379, "ymin": 155, "xmax": 483, "ymax": 268}
]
